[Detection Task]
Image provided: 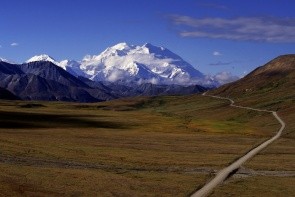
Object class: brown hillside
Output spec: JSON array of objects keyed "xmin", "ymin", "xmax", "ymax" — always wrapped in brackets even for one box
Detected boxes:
[
  {"xmin": 212, "ymin": 54, "xmax": 295, "ymax": 100},
  {"xmin": 210, "ymin": 54, "xmax": 295, "ymax": 161},
  {"xmin": 210, "ymin": 54, "xmax": 295, "ymax": 136}
]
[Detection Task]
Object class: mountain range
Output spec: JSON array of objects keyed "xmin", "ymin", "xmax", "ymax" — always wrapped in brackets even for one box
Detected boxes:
[
  {"xmin": 25, "ymin": 43, "xmax": 226, "ymax": 87},
  {"xmin": 0, "ymin": 43, "xmax": 241, "ymax": 102},
  {"xmin": 0, "ymin": 61, "xmax": 206, "ymax": 102},
  {"xmin": 0, "ymin": 61, "xmax": 112, "ymax": 102},
  {"xmin": 0, "ymin": 47, "xmax": 294, "ymax": 105}
]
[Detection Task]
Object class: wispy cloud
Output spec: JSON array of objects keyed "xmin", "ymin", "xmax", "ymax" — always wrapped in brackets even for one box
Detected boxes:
[
  {"xmin": 169, "ymin": 15, "xmax": 295, "ymax": 43},
  {"xmin": 209, "ymin": 61, "xmax": 232, "ymax": 66},
  {"xmin": 0, "ymin": 45, "xmax": 2, "ymax": 48},
  {"xmin": 11, "ymin": 42, "xmax": 19, "ymax": 47},
  {"xmin": 213, "ymin": 51, "xmax": 221, "ymax": 56}
]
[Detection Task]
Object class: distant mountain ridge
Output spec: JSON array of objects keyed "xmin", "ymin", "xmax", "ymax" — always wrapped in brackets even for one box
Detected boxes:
[
  {"xmin": 26, "ymin": 54, "xmax": 58, "ymax": 65},
  {"xmin": 1, "ymin": 54, "xmax": 293, "ymax": 102},
  {"xmin": 0, "ymin": 42, "xmax": 247, "ymax": 102},
  {"xmin": 26, "ymin": 43, "xmax": 219, "ymax": 87},
  {"xmin": 0, "ymin": 61, "xmax": 113, "ymax": 102},
  {"xmin": 77, "ymin": 43, "xmax": 207, "ymax": 85},
  {"xmin": 0, "ymin": 61, "xmax": 207, "ymax": 102}
]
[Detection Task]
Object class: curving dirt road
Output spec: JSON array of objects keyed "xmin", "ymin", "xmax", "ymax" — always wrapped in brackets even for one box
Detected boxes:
[{"xmin": 191, "ymin": 92, "xmax": 286, "ymax": 197}]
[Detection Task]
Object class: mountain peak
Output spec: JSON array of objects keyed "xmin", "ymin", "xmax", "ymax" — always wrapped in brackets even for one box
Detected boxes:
[
  {"xmin": 19, "ymin": 43, "xmax": 218, "ymax": 86},
  {"xmin": 0, "ymin": 57, "xmax": 15, "ymax": 64},
  {"xmin": 0, "ymin": 57, "xmax": 8, "ymax": 62},
  {"xmin": 143, "ymin": 43, "xmax": 155, "ymax": 47},
  {"xmin": 26, "ymin": 54, "xmax": 57, "ymax": 64},
  {"xmin": 76, "ymin": 42, "xmax": 206, "ymax": 85},
  {"xmin": 111, "ymin": 42, "xmax": 130, "ymax": 50}
]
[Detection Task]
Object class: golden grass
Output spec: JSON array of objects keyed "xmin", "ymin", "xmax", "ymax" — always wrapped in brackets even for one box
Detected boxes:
[
  {"xmin": 209, "ymin": 77, "xmax": 295, "ymax": 196},
  {"xmin": 0, "ymin": 94, "xmax": 286, "ymax": 196},
  {"xmin": 0, "ymin": 163, "xmax": 208, "ymax": 197},
  {"xmin": 211, "ymin": 176, "xmax": 295, "ymax": 197},
  {"xmin": 213, "ymin": 84, "xmax": 295, "ymax": 163}
]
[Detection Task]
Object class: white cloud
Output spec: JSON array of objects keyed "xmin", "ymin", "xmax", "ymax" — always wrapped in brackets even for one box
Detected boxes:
[
  {"xmin": 213, "ymin": 71, "xmax": 239, "ymax": 85},
  {"xmin": 137, "ymin": 77, "xmax": 159, "ymax": 85},
  {"xmin": 213, "ymin": 51, "xmax": 221, "ymax": 56},
  {"xmin": 11, "ymin": 43, "xmax": 19, "ymax": 47},
  {"xmin": 169, "ymin": 15, "xmax": 295, "ymax": 43},
  {"xmin": 107, "ymin": 69, "xmax": 126, "ymax": 82}
]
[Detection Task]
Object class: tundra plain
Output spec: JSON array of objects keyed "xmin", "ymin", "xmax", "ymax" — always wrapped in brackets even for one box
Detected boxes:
[{"xmin": 0, "ymin": 94, "xmax": 293, "ymax": 196}]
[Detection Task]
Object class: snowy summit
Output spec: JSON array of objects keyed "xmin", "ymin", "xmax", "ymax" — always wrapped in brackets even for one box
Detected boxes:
[
  {"xmin": 0, "ymin": 57, "xmax": 14, "ymax": 64},
  {"xmin": 76, "ymin": 42, "xmax": 207, "ymax": 85},
  {"xmin": 25, "ymin": 43, "xmax": 219, "ymax": 86},
  {"xmin": 26, "ymin": 54, "xmax": 59, "ymax": 65},
  {"xmin": 0, "ymin": 57, "xmax": 8, "ymax": 62}
]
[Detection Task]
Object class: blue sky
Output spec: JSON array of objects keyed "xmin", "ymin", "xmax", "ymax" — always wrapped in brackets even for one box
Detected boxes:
[{"xmin": 0, "ymin": 0, "xmax": 294, "ymax": 76}]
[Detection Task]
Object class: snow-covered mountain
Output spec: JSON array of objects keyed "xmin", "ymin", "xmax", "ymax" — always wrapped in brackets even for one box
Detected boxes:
[
  {"xmin": 26, "ymin": 55, "xmax": 83, "ymax": 77},
  {"xmin": 59, "ymin": 59, "xmax": 84, "ymax": 77},
  {"xmin": 0, "ymin": 57, "xmax": 14, "ymax": 64},
  {"xmin": 76, "ymin": 43, "xmax": 207, "ymax": 85},
  {"xmin": 0, "ymin": 58, "xmax": 7, "ymax": 62},
  {"xmin": 26, "ymin": 54, "xmax": 59, "ymax": 65},
  {"xmin": 25, "ymin": 43, "xmax": 230, "ymax": 86}
]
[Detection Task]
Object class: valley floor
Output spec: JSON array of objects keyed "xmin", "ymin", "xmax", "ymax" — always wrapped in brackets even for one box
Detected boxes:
[{"xmin": 0, "ymin": 95, "xmax": 293, "ymax": 196}]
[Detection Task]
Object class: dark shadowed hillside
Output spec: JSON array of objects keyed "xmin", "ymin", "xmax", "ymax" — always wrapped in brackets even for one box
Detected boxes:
[
  {"xmin": 0, "ymin": 61, "xmax": 207, "ymax": 102},
  {"xmin": 0, "ymin": 87, "xmax": 20, "ymax": 100},
  {"xmin": 0, "ymin": 61, "xmax": 115, "ymax": 102}
]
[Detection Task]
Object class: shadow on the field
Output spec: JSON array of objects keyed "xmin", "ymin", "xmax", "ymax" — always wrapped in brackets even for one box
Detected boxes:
[{"xmin": 0, "ymin": 111, "xmax": 130, "ymax": 129}]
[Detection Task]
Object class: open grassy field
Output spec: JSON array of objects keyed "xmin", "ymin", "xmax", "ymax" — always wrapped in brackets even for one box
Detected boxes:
[
  {"xmin": 211, "ymin": 176, "xmax": 295, "ymax": 197},
  {"xmin": 211, "ymin": 55, "xmax": 295, "ymax": 171},
  {"xmin": 209, "ymin": 75, "xmax": 295, "ymax": 196},
  {"xmin": 0, "ymin": 94, "xmax": 289, "ymax": 196}
]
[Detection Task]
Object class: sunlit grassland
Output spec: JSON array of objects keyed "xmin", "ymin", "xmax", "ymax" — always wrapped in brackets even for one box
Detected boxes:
[
  {"xmin": 0, "ymin": 163, "xmax": 208, "ymax": 197},
  {"xmin": 211, "ymin": 176, "xmax": 295, "ymax": 197},
  {"xmin": 210, "ymin": 82, "xmax": 295, "ymax": 196},
  {"xmin": 0, "ymin": 94, "xmax": 280, "ymax": 196}
]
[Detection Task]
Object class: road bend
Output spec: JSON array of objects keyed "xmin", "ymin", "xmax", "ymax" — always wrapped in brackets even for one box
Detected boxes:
[{"xmin": 191, "ymin": 92, "xmax": 285, "ymax": 197}]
